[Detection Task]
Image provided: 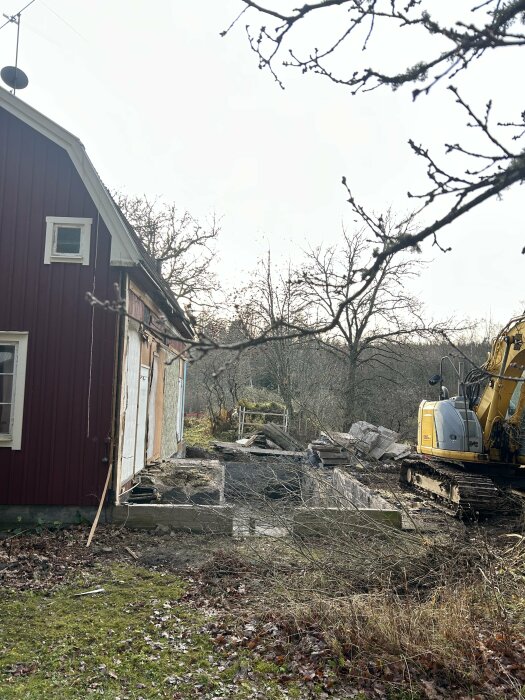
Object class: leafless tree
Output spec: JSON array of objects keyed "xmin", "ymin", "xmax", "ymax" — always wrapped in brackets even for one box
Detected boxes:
[
  {"xmin": 114, "ymin": 193, "xmax": 219, "ymax": 303},
  {"xmin": 223, "ymin": 1, "xmax": 525, "ymax": 275},
  {"xmin": 187, "ymin": 315, "xmax": 253, "ymax": 431},
  {"xmin": 297, "ymin": 222, "xmax": 456, "ymax": 428},
  {"xmin": 235, "ymin": 253, "xmax": 310, "ymax": 422}
]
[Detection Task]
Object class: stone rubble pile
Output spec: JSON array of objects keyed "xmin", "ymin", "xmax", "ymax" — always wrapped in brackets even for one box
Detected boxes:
[{"xmin": 308, "ymin": 421, "xmax": 411, "ymax": 467}]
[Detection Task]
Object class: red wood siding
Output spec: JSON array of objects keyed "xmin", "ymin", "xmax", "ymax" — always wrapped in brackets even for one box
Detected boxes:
[{"xmin": 0, "ymin": 106, "xmax": 119, "ymax": 506}]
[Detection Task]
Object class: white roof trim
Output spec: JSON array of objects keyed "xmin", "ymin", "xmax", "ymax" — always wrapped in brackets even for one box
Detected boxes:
[{"xmin": 0, "ymin": 87, "xmax": 140, "ymax": 266}]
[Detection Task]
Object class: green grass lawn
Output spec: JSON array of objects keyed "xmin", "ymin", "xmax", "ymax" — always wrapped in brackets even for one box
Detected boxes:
[{"xmin": 0, "ymin": 563, "xmax": 305, "ymax": 700}]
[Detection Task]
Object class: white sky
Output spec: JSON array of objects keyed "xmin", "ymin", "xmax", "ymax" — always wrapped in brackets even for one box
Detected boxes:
[{"xmin": 0, "ymin": 0, "xmax": 523, "ymax": 325}]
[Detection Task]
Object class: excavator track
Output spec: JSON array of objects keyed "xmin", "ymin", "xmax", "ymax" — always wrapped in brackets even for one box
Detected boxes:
[{"xmin": 400, "ymin": 457, "xmax": 518, "ymax": 518}]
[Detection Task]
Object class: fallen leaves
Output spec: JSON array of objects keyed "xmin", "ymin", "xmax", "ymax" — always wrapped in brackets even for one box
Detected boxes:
[{"xmin": 2, "ymin": 526, "xmax": 525, "ymax": 699}]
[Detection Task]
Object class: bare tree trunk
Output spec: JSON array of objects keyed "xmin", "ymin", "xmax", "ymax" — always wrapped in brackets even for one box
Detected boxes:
[{"xmin": 343, "ymin": 355, "xmax": 358, "ymax": 431}]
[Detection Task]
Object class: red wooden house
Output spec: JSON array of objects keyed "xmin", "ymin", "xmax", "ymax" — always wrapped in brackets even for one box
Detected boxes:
[{"xmin": 0, "ymin": 87, "xmax": 193, "ymax": 510}]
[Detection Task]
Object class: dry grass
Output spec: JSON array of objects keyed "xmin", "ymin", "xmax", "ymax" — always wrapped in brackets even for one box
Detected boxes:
[
  {"xmin": 258, "ymin": 532, "xmax": 525, "ymax": 697},
  {"xmin": 278, "ymin": 584, "xmax": 495, "ymax": 669}
]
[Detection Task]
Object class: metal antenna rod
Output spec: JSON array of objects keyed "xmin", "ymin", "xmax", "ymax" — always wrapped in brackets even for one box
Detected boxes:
[
  {"xmin": 1, "ymin": 9, "xmax": 24, "ymax": 95},
  {"xmin": 14, "ymin": 14, "xmax": 20, "ymax": 95}
]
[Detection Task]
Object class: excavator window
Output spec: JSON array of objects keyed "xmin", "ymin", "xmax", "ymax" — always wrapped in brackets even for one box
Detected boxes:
[{"xmin": 506, "ymin": 371, "xmax": 525, "ymax": 418}]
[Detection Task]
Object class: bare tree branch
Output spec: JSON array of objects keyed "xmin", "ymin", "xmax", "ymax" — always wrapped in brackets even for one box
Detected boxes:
[{"xmin": 113, "ymin": 192, "xmax": 220, "ymax": 303}]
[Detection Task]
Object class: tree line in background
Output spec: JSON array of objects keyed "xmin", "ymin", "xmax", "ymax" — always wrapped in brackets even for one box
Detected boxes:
[
  {"xmin": 183, "ymin": 243, "xmax": 495, "ymax": 442},
  {"xmin": 185, "ymin": 314, "xmax": 492, "ymax": 444}
]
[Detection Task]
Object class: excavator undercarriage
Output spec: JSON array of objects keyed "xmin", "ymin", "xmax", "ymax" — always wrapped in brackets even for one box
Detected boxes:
[{"xmin": 400, "ymin": 457, "xmax": 521, "ymax": 518}]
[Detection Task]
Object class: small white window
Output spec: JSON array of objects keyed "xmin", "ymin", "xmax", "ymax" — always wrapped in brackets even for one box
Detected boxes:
[
  {"xmin": 44, "ymin": 216, "xmax": 92, "ymax": 265},
  {"xmin": 0, "ymin": 332, "xmax": 28, "ymax": 450}
]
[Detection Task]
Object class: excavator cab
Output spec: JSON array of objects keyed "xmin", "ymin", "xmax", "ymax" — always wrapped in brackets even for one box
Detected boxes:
[
  {"xmin": 417, "ymin": 356, "xmax": 484, "ymax": 460},
  {"xmin": 417, "ymin": 397, "xmax": 483, "ymax": 459}
]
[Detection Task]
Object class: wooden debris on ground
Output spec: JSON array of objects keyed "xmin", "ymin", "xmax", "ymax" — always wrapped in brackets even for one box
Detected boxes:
[
  {"xmin": 73, "ymin": 588, "xmax": 105, "ymax": 597},
  {"xmin": 213, "ymin": 441, "xmax": 304, "ymax": 459},
  {"xmin": 259, "ymin": 423, "xmax": 303, "ymax": 451},
  {"xmin": 222, "ymin": 423, "xmax": 305, "ymax": 459},
  {"xmin": 309, "ymin": 439, "xmax": 352, "ymax": 468},
  {"xmin": 236, "ymin": 422, "xmax": 303, "ymax": 452},
  {"xmin": 125, "ymin": 546, "xmax": 139, "ymax": 560}
]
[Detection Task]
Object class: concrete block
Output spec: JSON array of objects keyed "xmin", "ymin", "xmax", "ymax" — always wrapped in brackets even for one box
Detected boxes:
[
  {"xmin": 110, "ymin": 504, "xmax": 234, "ymax": 534},
  {"xmin": 293, "ymin": 506, "xmax": 402, "ymax": 537}
]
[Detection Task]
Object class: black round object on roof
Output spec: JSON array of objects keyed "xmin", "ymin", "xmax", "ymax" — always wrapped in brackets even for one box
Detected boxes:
[{"xmin": 1, "ymin": 66, "xmax": 29, "ymax": 90}]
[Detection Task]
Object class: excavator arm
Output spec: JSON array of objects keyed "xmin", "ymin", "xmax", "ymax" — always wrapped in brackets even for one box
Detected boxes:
[{"xmin": 474, "ymin": 314, "xmax": 525, "ymax": 459}]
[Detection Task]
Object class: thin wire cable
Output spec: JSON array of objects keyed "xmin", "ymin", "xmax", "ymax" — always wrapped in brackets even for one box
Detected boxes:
[
  {"xmin": 40, "ymin": 0, "xmax": 86, "ymax": 41},
  {"xmin": 87, "ymin": 212, "xmax": 101, "ymax": 438},
  {"xmin": 0, "ymin": 0, "xmax": 37, "ymax": 31}
]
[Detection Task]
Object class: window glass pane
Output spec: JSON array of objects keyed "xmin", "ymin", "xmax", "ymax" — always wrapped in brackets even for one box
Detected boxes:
[
  {"xmin": 0, "ymin": 375, "xmax": 13, "ymax": 403},
  {"xmin": 0, "ymin": 403, "xmax": 11, "ymax": 434},
  {"xmin": 507, "ymin": 370, "xmax": 525, "ymax": 417},
  {"xmin": 55, "ymin": 226, "xmax": 82, "ymax": 255},
  {"xmin": 0, "ymin": 345, "xmax": 15, "ymax": 373}
]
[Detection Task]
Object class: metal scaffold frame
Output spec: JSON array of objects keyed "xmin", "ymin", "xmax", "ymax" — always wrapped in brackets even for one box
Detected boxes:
[{"xmin": 237, "ymin": 405, "xmax": 289, "ymax": 439}]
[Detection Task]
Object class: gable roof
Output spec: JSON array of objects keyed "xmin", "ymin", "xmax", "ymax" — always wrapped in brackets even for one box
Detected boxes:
[{"xmin": 0, "ymin": 86, "xmax": 193, "ymax": 338}]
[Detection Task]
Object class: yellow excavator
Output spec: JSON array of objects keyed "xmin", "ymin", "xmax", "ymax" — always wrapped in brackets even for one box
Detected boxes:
[{"xmin": 401, "ymin": 314, "xmax": 525, "ymax": 516}]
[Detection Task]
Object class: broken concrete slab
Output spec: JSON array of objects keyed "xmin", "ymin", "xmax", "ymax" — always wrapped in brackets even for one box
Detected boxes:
[
  {"xmin": 368, "ymin": 427, "xmax": 399, "ymax": 460},
  {"xmin": 348, "ymin": 421, "xmax": 410, "ymax": 460},
  {"xmin": 349, "ymin": 421, "xmax": 395, "ymax": 457},
  {"xmin": 382, "ymin": 442, "xmax": 412, "ymax": 460}
]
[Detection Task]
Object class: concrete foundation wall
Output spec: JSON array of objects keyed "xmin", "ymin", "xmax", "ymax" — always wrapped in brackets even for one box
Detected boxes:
[
  {"xmin": 0, "ymin": 504, "xmax": 233, "ymax": 535},
  {"xmin": 0, "ymin": 506, "xmax": 98, "ymax": 528},
  {"xmin": 111, "ymin": 504, "xmax": 233, "ymax": 534},
  {"xmin": 293, "ymin": 506, "xmax": 402, "ymax": 537},
  {"xmin": 293, "ymin": 467, "xmax": 402, "ymax": 537},
  {"xmin": 332, "ymin": 468, "xmax": 395, "ymax": 510}
]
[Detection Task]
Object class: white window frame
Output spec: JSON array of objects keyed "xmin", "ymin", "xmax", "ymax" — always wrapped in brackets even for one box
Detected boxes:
[
  {"xmin": 44, "ymin": 216, "xmax": 92, "ymax": 265},
  {"xmin": 0, "ymin": 332, "xmax": 28, "ymax": 450}
]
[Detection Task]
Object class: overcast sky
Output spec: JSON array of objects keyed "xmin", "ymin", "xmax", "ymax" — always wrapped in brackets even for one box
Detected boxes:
[{"xmin": 0, "ymin": 0, "xmax": 523, "ymax": 325}]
